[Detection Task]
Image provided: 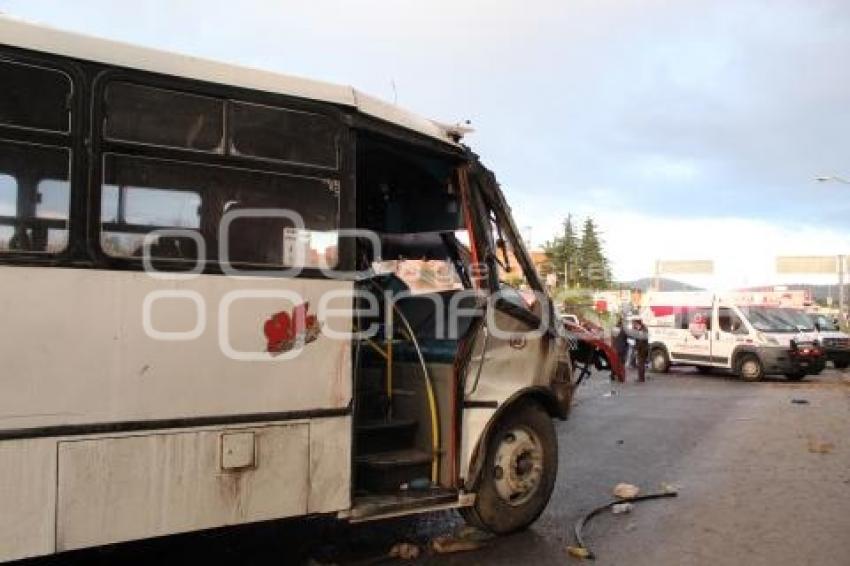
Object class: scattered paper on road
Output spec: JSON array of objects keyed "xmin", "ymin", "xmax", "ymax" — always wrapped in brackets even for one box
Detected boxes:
[
  {"xmin": 431, "ymin": 535, "xmax": 484, "ymax": 554},
  {"xmin": 807, "ymin": 438, "xmax": 835, "ymax": 454},
  {"xmin": 613, "ymin": 483, "xmax": 640, "ymax": 499}
]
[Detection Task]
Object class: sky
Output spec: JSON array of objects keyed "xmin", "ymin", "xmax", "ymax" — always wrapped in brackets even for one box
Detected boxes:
[{"xmin": 3, "ymin": 0, "xmax": 850, "ymax": 289}]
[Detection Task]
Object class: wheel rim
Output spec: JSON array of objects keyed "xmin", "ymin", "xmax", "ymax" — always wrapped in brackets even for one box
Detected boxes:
[
  {"xmin": 652, "ymin": 352, "xmax": 665, "ymax": 371},
  {"xmin": 741, "ymin": 359, "xmax": 760, "ymax": 379},
  {"xmin": 492, "ymin": 427, "xmax": 544, "ymax": 507}
]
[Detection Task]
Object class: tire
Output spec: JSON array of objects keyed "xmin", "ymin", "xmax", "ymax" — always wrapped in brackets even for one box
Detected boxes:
[
  {"xmin": 696, "ymin": 365, "xmax": 712, "ymax": 375},
  {"xmin": 737, "ymin": 354, "xmax": 764, "ymax": 382},
  {"xmin": 650, "ymin": 348, "xmax": 670, "ymax": 373},
  {"xmin": 461, "ymin": 401, "xmax": 558, "ymax": 535},
  {"xmin": 834, "ymin": 361, "xmax": 849, "ymax": 370},
  {"xmin": 785, "ymin": 371, "xmax": 806, "ymax": 381}
]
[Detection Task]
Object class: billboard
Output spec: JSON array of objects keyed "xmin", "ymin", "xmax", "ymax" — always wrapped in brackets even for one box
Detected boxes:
[
  {"xmin": 775, "ymin": 256, "xmax": 842, "ymax": 274},
  {"xmin": 656, "ymin": 259, "xmax": 714, "ymax": 275}
]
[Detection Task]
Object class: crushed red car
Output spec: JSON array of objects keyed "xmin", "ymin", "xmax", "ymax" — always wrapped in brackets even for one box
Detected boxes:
[{"xmin": 562, "ymin": 319, "xmax": 625, "ymax": 383}]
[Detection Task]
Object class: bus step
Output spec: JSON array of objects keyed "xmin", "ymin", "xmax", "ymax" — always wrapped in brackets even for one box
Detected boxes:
[
  {"xmin": 356, "ymin": 419, "xmax": 418, "ymax": 454},
  {"xmin": 355, "ymin": 448, "xmax": 432, "ymax": 493},
  {"xmin": 355, "ymin": 448, "xmax": 432, "ymax": 469}
]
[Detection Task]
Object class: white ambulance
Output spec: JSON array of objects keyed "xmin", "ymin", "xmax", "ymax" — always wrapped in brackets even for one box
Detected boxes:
[{"xmin": 643, "ymin": 292, "xmax": 825, "ymax": 381}]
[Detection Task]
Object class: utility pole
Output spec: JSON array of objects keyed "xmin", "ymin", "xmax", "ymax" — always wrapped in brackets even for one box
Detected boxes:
[
  {"xmin": 838, "ymin": 255, "xmax": 846, "ymax": 319},
  {"xmin": 563, "ymin": 220, "xmax": 569, "ymax": 290}
]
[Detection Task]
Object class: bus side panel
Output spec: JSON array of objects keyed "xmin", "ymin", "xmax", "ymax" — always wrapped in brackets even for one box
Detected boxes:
[
  {"xmin": 0, "ymin": 267, "xmax": 353, "ymax": 432},
  {"xmin": 0, "ymin": 439, "xmax": 56, "ymax": 562},
  {"xmin": 308, "ymin": 415, "xmax": 352, "ymax": 514},
  {"xmin": 56, "ymin": 423, "xmax": 309, "ymax": 551}
]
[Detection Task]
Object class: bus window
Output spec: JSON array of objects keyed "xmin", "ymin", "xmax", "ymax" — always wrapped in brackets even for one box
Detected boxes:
[
  {"xmin": 104, "ymin": 82, "xmax": 224, "ymax": 153},
  {"xmin": 100, "ymin": 154, "xmax": 338, "ymax": 267},
  {"xmin": 0, "ymin": 140, "xmax": 70, "ymax": 253},
  {"xmin": 0, "ymin": 59, "xmax": 71, "ymax": 132},
  {"xmin": 228, "ymin": 101, "xmax": 338, "ymax": 169},
  {"xmin": 485, "ymin": 212, "xmax": 538, "ymax": 311},
  {"xmin": 36, "ymin": 179, "xmax": 71, "ymax": 220},
  {"xmin": 101, "ymin": 185, "xmax": 201, "ymax": 228},
  {"xmin": 0, "ymin": 174, "xmax": 14, "ymax": 216},
  {"xmin": 372, "ymin": 258, "xmax": 465, "ymax": 294}
]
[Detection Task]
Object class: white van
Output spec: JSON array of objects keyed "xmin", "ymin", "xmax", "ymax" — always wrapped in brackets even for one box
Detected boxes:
[
  {"xmin": 644, "ymin": 292, "xmax": 825, "ymax": 381},
  {"xmin": 808, "ymin": 312, "xmax": 850, "ymax": 369}
]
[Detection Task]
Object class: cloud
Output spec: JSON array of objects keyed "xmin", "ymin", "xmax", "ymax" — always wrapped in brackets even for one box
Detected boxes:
[{"xmin": 591, "ymin": 209, "xmax": 850, "ymax": 288}]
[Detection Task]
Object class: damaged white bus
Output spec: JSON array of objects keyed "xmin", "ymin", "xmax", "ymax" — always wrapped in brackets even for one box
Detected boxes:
[{"xmin": 0, "ymin": 16, "xmax": 573, "ymax": 562}]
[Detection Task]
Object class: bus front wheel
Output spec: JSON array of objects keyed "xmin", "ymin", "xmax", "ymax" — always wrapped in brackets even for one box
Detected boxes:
[{"xmin": 461, "ymin": 401, "xmax": 558, "ymax": 535}]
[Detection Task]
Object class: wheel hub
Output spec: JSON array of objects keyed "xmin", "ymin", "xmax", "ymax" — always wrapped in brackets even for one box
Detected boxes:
[
  {"xmin": 493, "ymin": 427, "xmax": 543, "ymax": 506},
  {"xmin": 652, "ymin": 353, "xmax": 665, "ymax": 370}
]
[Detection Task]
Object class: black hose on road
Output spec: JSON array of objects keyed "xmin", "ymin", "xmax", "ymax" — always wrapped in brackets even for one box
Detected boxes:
[{"xmin": 573, "ymin": 491, "xmax": 679, "ymax": 560}]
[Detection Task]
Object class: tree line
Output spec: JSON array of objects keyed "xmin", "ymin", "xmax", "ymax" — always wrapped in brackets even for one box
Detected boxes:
[{"xmin": 543, "ymin": 214, "xmax": 612, "ymax": 290}]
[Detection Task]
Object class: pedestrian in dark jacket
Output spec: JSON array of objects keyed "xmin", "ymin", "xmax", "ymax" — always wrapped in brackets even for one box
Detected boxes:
[{"xmin": 628, "ymin": 318, "xmax": 650, "ymax": 382}]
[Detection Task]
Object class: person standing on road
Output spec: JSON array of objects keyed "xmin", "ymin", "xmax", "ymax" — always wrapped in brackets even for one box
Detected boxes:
[
  {"xmin": 629, "ymin": 318, "xmax": 650, "ymax": 383},
  {"xmin": 613, "ymin": 316, "xmax": 629, "ymax": 379}
]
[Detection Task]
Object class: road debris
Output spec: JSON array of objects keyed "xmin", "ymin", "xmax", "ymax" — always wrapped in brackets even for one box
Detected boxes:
[
  {"xmin": 430, "ymin": 525, "xmax": 493, "ymax": 555},
  {"xmin": 572, "ymin": 490, "xmax": 679, "ymax": 560},
  {"xmin": 611, "ymin": 503, "xmax": 634, "ymax": 514},
  {"xmin": 431, "ymin": 535, "xmax": 483, "ymax": 554},
  {"xmin": 613, "ymin": 483, "xmax": 640, "ymax": 499},
  {"xmin": 454, "ymin": 525, "xmax": 494, "ymax": 542},
  {"xmin": 807, "ymin": 438, "xmax": 835, "ymax": 454},
  {"xmin": 388, "ymin": 542, "xmax": 420, "ymax": 560}
]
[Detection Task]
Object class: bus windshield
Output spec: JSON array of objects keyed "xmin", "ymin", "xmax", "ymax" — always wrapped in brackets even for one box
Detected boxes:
[{"xmin": 738, "ymin": 307, "xmax": 798, "ymax": 333}]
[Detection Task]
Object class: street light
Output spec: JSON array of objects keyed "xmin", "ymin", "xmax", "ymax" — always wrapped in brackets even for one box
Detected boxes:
[
  {"xmin": 810, "ymin": 175, "xmax": 849, "ymax": 319},
  {"xmin": 815, "ymin": 175, "xmax": 850, "ymax": 184}
]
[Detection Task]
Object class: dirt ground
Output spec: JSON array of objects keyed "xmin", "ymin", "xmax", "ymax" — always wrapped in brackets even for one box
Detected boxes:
[{"xmin": 27, "ymin": 367, "xmax": 850, "ymax": 566}]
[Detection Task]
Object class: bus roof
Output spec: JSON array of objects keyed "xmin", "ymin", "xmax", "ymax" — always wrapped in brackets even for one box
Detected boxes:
[{"xmin": 0, "ymin": 15, "xmax": 465, "ymax": 147}]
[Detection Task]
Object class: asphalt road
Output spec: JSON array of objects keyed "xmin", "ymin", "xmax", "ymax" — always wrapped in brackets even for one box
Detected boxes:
[
  {"xmin": 442, "ymin": 366, "xmax": 850, "ymax": 566},
  {"xmin": 29, "ymin": 366, "xmax": 850, "ymax": 566}
]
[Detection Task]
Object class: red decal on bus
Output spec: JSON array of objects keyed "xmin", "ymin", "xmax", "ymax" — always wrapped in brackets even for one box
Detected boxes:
[{"xmin": 263, "ymin": 303, "xmax": 321, "ymax": 356}]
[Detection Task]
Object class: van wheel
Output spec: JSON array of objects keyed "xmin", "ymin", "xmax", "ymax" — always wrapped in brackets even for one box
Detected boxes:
[
  {"xmin": 737, "ymin": 354, "xmax": 764, "ymax": 382},
  {"xmin": 650, "ymin": 348, "xmax": 670, "ymax": 373},
  {"xmin": 461, "ymin": 401, "xmax": 557, "ymax": 534}
]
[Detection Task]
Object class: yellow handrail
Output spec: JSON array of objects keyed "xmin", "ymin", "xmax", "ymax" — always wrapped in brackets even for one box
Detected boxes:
[{"xmin": 393, "ymin": 309, "xmax": 440, "ymax": 484}]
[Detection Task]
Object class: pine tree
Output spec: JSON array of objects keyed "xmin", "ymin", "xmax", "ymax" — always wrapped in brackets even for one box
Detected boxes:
[
  {"xmin": 543, "ymin": 215, "xmax": 579, "ymax": 287},
  {"xmin": 577, "ymin": 217, "xmax": 611, "ymax": 289}
]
